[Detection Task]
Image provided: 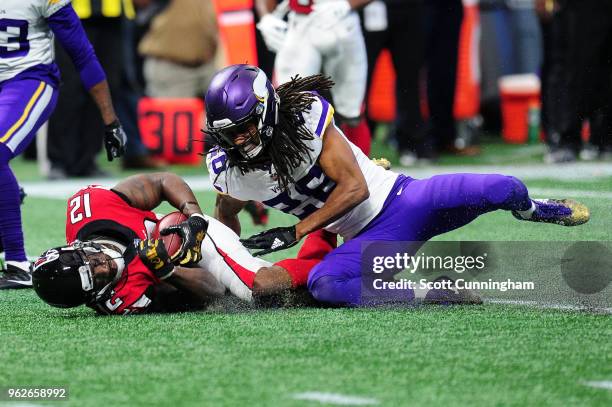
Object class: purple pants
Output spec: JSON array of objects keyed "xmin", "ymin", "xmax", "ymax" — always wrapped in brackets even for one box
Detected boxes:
[
  {"xmin": 307, "ymin": 173, "xmax": 531, "ymax": 306},
  {"xmin": 0, "ymin": 79, "xmax": 58, "ymax": 157},
  {"xmin": 0, "ymin": 79, "xmax": 58, "ymax": 261}
]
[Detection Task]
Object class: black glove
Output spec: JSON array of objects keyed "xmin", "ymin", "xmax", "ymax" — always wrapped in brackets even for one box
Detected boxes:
[
  {"xmin": 137, "ymin": 239, "xmax": 175, "ymax": 280},
  {"xmin": 104, "ymin": 120, "xmax": 127, "ymax": 161},
  {"xmin": 160, "ymin": 213, "xmax": 208, "ymax": 265},
  {"xmin": 240, "ymin": 225, "xmax": 298, "ymax": 256}
]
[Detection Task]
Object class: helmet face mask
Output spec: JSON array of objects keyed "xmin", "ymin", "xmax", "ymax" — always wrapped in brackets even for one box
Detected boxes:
[
  {"xmin": 32, "ymin": 241, "xmax": 117, "ymax": 308},
  {"xmin": 205, "ymin": 64, "xmax": 279, "ymax": 164},
  {"xmin": 208, "ymin": 110, "xmax": 265, "ymax": 160}
]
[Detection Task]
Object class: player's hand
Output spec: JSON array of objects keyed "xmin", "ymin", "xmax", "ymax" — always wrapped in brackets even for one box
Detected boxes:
[
  {"xmin": 240, "ymin": 225, "xmax": 299, "ymax": 256},
  {"xmin": 104, "ymin": 120, "xmax": 127, "ymax": 161},
  {"xmin": 310, "ymin": 0, "xmax": 351, "ymax": 29},
  {"xmin": 256, "ymin": 14, "xmax": 288, "ymax": 52},
  {"xmin": 160, "ymin": 213, "xmax": 208, "ymax": 266},
  {"xmin": 137, "ymin": 239, "xmax": 175, "ymax": 280}
]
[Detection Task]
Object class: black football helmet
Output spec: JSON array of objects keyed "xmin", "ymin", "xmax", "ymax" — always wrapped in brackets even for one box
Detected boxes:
[{"xmin": 32, "ymin": 241, "xmax": 107, "ymax": 308}]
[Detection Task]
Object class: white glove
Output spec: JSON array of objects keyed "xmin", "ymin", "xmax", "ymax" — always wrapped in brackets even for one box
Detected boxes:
[
  {"xmin": 310, "ymin": 0, "xmax": 352, "ymax": 30},
  {"xmin": 256, "ymin": 14, "xmax": 288, "ymax": 53}
]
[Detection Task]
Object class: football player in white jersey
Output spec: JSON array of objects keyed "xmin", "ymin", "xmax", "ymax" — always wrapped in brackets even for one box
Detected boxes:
[
  {"xmin": 30, "ymin": 172, "xmax": 336, "ymax": 314},
  {"xmin": 255, "ymin": 0, "xmax": 374, "ymax": 156},
  {"xmin": 0, "ymin": 0, "xmax": 127, "ymax": 289},
  {"xmin": 204, "ymin": 65, "xmax": 590, "ymax": 307}
]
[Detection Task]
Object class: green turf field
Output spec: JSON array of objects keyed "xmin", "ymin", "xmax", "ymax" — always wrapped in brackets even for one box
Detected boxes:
[{"xmin": 1, "ymin": 141, "xmax": 612, "ymax": 406}]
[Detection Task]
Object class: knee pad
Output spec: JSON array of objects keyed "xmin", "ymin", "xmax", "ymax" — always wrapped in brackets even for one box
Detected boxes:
[
  {"xmin": 308, "ymin": 275, "xmax": 342, "ymax": 303},
  {"xmin": 485, "ymin": 175, "xmax": 528, "ymax": 206}
]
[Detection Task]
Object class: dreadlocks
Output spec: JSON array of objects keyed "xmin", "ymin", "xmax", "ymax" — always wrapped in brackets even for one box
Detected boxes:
[{"xmin": 221, "ymin": 74, "xmax": 335, "ymax": 192}]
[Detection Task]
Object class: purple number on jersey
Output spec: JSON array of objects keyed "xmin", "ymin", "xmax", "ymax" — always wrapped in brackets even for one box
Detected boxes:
[
  {"xmin": 0, "ymin": 19, "xmax": 29, "ymax": 58},
  {"xmin": 263, "ymin": 164, "xmax": 336, "ymax": 219},
  {"xmin": 209, "ymin": 148, "xmax": 227, "ymax": 175}
]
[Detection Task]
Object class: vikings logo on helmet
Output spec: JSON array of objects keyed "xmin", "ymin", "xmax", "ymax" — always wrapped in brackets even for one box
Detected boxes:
[{"xmin": 204, "ymin": 64, "xmax": 279, "ymax": 162}]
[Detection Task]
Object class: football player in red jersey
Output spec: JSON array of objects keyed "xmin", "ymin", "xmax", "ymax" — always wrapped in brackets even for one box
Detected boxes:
[
  {"xmin": 31, "ymin": 172, "xmax": 336, "ymax": 314},
  {"xmin": 255, "ymin": 0, "xmax": 374, "ymax": 155}
]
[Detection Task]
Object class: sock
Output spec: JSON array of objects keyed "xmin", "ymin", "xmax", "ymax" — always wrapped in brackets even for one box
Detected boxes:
[
  {"xmin": 274, "ymin": 229, "xmax": 337, "ymax": 288},
  {"xmin": 340, "ymin": 118, "xmax": 372, "ymax": 156},
  {"xmin": 6, "ymin": 260, "xmax": 30, "ymax": 271},
  {"xmin": 515, "ymin": 201, "xmax": 536, "ymax": 219},
  {"xmin": 0, "ymin": 145, "xmax": 26, "ymax": 262}
]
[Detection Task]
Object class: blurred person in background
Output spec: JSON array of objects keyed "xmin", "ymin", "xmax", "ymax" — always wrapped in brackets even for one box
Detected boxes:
[
  {"xmin": 46, "ymin": 0, "xmax": 132, "ymax": 179},
  {"xmin": 537, "ymin": 0, "xmax": 612, "ymax": 163},
  {"xmin": 256, "ymin": 0, "xmax": 375, "ymax": 156},
  {"xmin": 0, "ymin": 0, "xmax": 126, "ymax": 288},
  {"xmin": 253, "ymin": 0, "xmax": 280, "ymax": 78},
  {"xmin": 361, "ymin": 0, "xmax": 426, "ymax": 166},
  {"xmin": 138, "ymin": 0, "xmax": 218, "ymax": 98},
  {"xmin": 114, "ymin": 0, "xmax": 166, "ymax": 169},
  {"xmin": 423, "ymin": 0, "xmax": 464, "ymax": 159}
]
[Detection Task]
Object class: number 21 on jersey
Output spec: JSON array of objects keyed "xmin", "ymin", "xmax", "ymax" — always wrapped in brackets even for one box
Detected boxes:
[{"xmin": 70, "ymin": 193, "xmax": 92, "ymax": 224}]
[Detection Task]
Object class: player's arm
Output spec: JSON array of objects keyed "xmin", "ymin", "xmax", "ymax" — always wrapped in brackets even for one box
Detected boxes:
[
  {"xmin": 255, "ymin": 0, "xmax": 279, "ymax": 16},
  {"xmin": 214, "ymin": 194, "xmax": 248, "ymax": 236},
  {"xmin": 295, "ymin": 125, "xmax": 369, "ymax": 239},
  {"xmin": 240, "ymin": 125, "xmax": 367, "ymax": 256},
  {"xmin": 138, "ymin": 240, "xmax": 224, "ymax": 311},
  {"xmin": 254, "ymin": 0, "xmax": 289, "ymax": 52},
  {"xmin": 113, "ymin": 172, "xmax": 204, "ymax": 216},
  {"xmin": 116, "ymin": 173, "xmax": 209, "ymax": 264},
  {"xmin": 159, "ymin": 267, "xmax": 225, "ymax": 309},
  {"xmin": 46, "ymin": 4, "xmax": 126, "ymax": 161},
  {"xmin": 348, "ymin": 0, "xmax": 374, "ymax": 9}
]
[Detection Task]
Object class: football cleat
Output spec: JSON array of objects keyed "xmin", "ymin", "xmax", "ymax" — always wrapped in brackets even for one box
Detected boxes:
[
  {"xmin": 371, "ymin": 157, "xmax": 391, "ymax": 170},
  {"xmin": 512, "ymin": 199, "xmax": 590, "ymax": 226},
  {"xmin": 0, "ymin": 262, "xmax": 33, "ymax": 289}
]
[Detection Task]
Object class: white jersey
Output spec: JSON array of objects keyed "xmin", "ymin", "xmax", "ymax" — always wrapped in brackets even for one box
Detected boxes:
[
  {"xmin": 0, "ymin": 0, "xmax": 70, "ymax": 83},
  {"xmin": 276, "ymin": 1, "xmax": 368, "ymax": 118},
  {"xmin": 206, "ymin": 94, "xmax": 398, "ymax": 240},
  {"xmin": 197, "ymin": 214, "xmax": 270, "ymax": 302}
]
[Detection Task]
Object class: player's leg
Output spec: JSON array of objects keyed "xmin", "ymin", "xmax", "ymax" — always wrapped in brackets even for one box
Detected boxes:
[
  {"xmin": 397, "ymin": 173, "xmax": 588, "ymax": 241},
  {"xmin": 324, "ymin": 13, "xmax": 371, "ymax": 155},
  {"xmin": 198, "ymin": 214, "xmax": 271, "ymax": 301},
  {"xmin": 274, "ymin": 15, "xmax": 322, "ymax": 84},
  {"xmin": 0, "ymin": 80, "xmax": 58, "ymax": 289},
  {"xmin": 257, "ymin": 229, "xmax": 338, "ymax": 295},
  {"xmin": 200, "ymin": 214, "xmax": 336, "ymax": 302}
]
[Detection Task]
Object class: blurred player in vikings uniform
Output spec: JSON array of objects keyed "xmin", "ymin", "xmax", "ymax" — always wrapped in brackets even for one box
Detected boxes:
[
  {"xmin": 0, "ymin": 0, "xmax": 127, "ymax": 289},
  {"xmin": 205, "ymin": 65, "xmax": 590, "ymax": 307},
  {"xmin": 256, "ymin": 0, "xmax": 374, "ymax": 155}
]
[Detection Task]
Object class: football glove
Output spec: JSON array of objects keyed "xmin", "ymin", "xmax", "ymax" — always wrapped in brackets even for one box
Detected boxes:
[
  {"xmin": 240, "ymin": 225, "xmax": 298, "ymax": 256},
  {"xmin": 137, "ymin": 239, "xmax": 175, "ymax": 280},
  {"xmin": 160, "ymin": 213, "xmax": 208, "ymax": 266},
  {"xmin": 256, "ymin": 14, "xmax": 288, "ymax": 52},
  {"xmin": 104, "ymin": 120, "xmax": 127, "ymax": 161},
  {"xmin": 310, "ymin": 0, "xmax": 351, "ymax": 30}
]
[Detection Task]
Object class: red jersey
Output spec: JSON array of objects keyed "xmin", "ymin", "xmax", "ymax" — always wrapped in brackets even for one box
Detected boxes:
[
  {"xmin": 66, "ymin": 185, "xmax": 157, "ymax": 245},
  {"xmin": 65, "ymin": 185, "xmax": 161, "ymax": 315},
  {"xmin": 289, "ymin": 0, "xmax": 313, "ymax": 14}
]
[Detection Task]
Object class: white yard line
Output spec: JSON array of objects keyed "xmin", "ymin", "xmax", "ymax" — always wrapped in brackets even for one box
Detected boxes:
[
  {"xmin": 292, "ymin": 392, "xmax": 379, "ymax": 406},
  {"xmin": 19, "ymin": 162, "xmax": 612, "ymax": 200},
  {"xmin": 581, "ymin": 381, "xmax": 612, "ymax": 391},
  {"xmin": 486, "ymin": 299, "xmax": 612, "ymax": 314}
]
